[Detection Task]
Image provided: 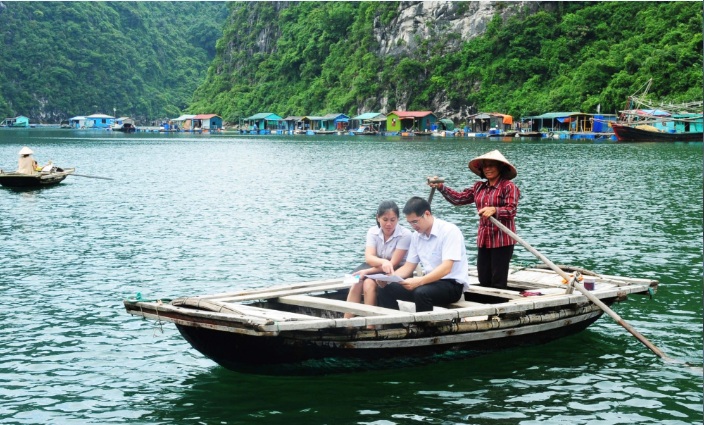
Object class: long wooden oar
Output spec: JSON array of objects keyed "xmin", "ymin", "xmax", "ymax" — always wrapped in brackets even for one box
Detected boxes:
[
  {"xmin": 70, "ymin": 173, "xmax": 114, "ymax": 180},
  {"xmin": 486, "ymin": 215, "xmax": 677, "ymax": 363}
]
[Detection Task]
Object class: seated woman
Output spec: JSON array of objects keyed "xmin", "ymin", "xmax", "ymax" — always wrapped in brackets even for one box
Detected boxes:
[
  {"xmin": 17, "ymin": 146, "xmax": 38, "ymax": 174},
  {"xmin": 345, "ymin": 200, "xmax": 412, "ymax": 323}
]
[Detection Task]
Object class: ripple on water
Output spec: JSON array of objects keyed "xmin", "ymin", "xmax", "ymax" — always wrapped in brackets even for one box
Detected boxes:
[{"xmin": 0, "ymin": 134, "xmax": 701, "ymax": 424}]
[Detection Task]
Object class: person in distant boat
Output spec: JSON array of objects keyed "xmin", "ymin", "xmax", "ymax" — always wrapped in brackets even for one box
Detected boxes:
[
  {"xmin": 428, "ymin": 149, "xmax": 520, "ymax": 290},
  {"xmin": 17, "ymin": 146, "xmax": 38, "ymax": 174},
  {"xmin": 377, "ymin": 196, "xmax": 469, "ymax": 312},
  {"xmin": 345, "ymin": 200, "xmax": 412, "ymax": 322}
]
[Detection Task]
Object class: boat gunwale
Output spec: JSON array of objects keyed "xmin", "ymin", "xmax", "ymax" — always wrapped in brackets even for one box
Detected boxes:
[{"xmin": 123, "ymin": 277, "xmax": 655, "ymax": 334}]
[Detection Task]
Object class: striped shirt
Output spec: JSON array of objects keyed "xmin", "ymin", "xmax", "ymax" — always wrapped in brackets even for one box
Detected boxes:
[{"xmin": 438, "ymin": 178, "xmax": 520, "ymax": 248}]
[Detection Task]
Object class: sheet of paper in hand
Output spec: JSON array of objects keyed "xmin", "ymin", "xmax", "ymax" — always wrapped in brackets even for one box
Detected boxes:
[{"xmin": 364, "ymin": 274, "xmax": 403, "ymax": 283}]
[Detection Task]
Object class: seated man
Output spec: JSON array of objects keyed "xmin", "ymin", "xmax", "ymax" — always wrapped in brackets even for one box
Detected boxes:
[{"xmin": 378, "ymin": 196, "xmax": 469, "ymax": 312}]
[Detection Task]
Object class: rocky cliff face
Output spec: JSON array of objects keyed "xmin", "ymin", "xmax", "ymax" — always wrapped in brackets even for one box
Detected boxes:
[
  {"xmin": 371, "ymin": 1, "xmax": 538, "ymax": 116},
  {"xmin": 375, "ymin": 1, "xmax": 515, "ymax": 57}
]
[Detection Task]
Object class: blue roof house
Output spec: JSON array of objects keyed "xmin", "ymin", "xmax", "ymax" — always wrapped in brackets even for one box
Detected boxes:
[
  {"xmin": 243, "ymin": 113, "xmax": 283, "ymax": 134},
  {"xmin": 85, "ymin": 113, "xmax": 115, "ymax": 129},
  {"xmin": 320, "ymin": 113, "xmax": 350, "ymax": 131}
]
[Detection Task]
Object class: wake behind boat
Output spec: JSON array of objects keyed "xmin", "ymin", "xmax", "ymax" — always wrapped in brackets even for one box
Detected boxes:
[{"xmin": 123, "ymin": 265, "xmax": 657, "ymax": 374}]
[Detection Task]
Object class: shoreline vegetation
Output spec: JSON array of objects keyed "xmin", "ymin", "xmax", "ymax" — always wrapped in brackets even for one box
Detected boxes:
[{"xmin": 0, "ymin": 2, "xmax": 701, "ymax": 125}]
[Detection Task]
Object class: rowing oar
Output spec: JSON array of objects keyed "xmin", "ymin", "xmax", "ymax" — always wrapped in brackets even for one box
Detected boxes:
[
  {"xmin": 486, "ymin": 215, "xmax": 681, "ymax": 364},
  {"xmin": 70, "ymin": 173, "xmax": 114, "ymax": 180},
  {"xmin": 427, "ymin": 177, "xmax": 444, "ymax": 203}
]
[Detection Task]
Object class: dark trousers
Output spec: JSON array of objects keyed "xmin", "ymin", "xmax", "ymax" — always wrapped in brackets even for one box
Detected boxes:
[
  {"xmin": 378, "ymin": 279, "xmax": 464, "ymax": 312},
  {"xmin": 477, "ymin": 245, "xmax": 514, "ymax": 289}
]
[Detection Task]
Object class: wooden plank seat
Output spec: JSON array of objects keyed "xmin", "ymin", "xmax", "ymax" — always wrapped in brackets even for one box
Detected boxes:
[
  {"xmin": 465, "ymin": 285, "xmax": 525, "ymax": 299},
  {"xmin": 277, "ymin": 294, "xmax": 414, "ymax": 318}
]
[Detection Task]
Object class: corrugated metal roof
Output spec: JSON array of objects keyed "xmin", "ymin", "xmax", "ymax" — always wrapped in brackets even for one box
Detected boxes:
[
  {"xmin": 389, "ymin": 110, "xmax": 435, "ymax": 118},
  {"xmin": 523, "ymin": 112, "xmax": 582, "ymax": 119},
  {"xmin": 245, "ymin": 113, "xmax": 282, "ymax": 120},
  {"xmin": 321, "ymin": 113, "xmax": 349, "ymax": 120},
  {"xmin": 194, "ymin": 114, "xmax": 220, "ymax": 119},
  {"xmin": 352, "ymin": 112, "xmax": 383, "ymax": 120}
]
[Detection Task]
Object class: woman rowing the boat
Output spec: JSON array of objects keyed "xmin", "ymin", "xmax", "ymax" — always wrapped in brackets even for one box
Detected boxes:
[
  {"xmin": 428, "ymin": 150, "xmax": 520, "ymax": 290},
  {"xmin": 345, "ymin": 200, "xmax": 412, "ymax": 322},
  {"xmin": 17, "ymin": 146, "xmax": 38, "ymax": 174}
]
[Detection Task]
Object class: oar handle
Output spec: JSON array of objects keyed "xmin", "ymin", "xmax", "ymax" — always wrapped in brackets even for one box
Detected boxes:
[{"xmin": 426, "ymin": 177, "xmax": 444, "ymax": 204}]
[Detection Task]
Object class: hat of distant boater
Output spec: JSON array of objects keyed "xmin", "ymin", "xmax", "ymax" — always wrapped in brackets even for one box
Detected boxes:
[
  {"xmin": 468, "ymin": 150, "xmax": 517, "ymax": 180},
  {"xmin": 18, "ymin": 146, "xmax": 34, "ymax": 156}
]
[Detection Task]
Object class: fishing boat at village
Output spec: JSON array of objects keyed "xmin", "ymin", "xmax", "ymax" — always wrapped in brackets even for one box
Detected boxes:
[
  {"xmin": 111, "ymin": 117, "xmax": 137, "ymax": 133},
  {"xmin": 0, "ymin": 166, "xmax": 75, "ymax": 188},
  {"xmin": 124, "ymin": 264, "xmax": 657, "ymax": 374},
  {"xmin": 611, "ymin": 79, "xmax": 703, "ymax": 143}
]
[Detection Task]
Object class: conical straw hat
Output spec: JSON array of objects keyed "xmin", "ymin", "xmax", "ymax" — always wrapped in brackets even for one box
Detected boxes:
[
  {"xmin": 468, "ymin": 150, "xmax": 517, "ymax": 180},
  {"xmin": 18, "ymin": 146, "xmax": 34, "ymax": 156}
]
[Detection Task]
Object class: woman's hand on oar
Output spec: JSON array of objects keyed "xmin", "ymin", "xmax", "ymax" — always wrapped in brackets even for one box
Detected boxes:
[{"xmin": 426, "ymin": 176, "xmax": 444, "ymax": 203}]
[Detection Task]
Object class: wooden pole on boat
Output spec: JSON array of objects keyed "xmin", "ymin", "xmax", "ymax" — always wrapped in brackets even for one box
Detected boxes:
[{"xmin": 487, "ymin": 216, "xmax": 677, "ymax": 363}]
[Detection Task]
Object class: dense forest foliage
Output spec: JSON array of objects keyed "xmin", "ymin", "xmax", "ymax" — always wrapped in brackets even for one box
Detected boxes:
[
  {"xmin": 190, "ymin": 1, "xmax": 702, "ymax": 123},
  {"xmin": 0, "ymin": 1, "xmax": 227, "ymax": 122}
]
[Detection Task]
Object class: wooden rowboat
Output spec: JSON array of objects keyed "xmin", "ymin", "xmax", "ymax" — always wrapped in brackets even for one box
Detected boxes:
[
  {"xmin": 123, "ymin": 265, "xmax": 657, "ymax": 374},
  {"xmin": 0, "ymin": 167, "xmax": 75, "ymax": 188}
]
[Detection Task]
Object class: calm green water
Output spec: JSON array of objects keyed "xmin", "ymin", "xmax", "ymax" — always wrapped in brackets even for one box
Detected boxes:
[{"xmin": 1, "ymin": 129, "xmax": 701, "ymax": 424}]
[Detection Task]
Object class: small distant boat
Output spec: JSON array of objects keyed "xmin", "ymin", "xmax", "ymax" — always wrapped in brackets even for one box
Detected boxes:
[
  {"xmin": 413, "ymin": 130, "xmax": 433, "ymax": 136},
  {"xmin": 123, "ymin": 265, "xmax": 657, "ymax": 374},
  {"xmin": 111, "ymin": 117, "xmax": 137, "ymax": 133},
  {"xmin": 515, "ymin": 131, "xmax": 543, "ymax": 138},
  {"xmin": 60, "ymin": 120, "xmax": 71, "ymax": 129},
  {"xmin": 488, "ymin": 131, "xmax": 516, "ymax": 137},
  {"xmin": 612, "ymin": 79, "xmax": 703, "ymax": 143},
  {"xmin": 350, "ymin": 126, "xmax": 378, "ymax": 136},
  {"xmin": 0, "ymin": 167, "xmax": 75, "ymax": 188}
]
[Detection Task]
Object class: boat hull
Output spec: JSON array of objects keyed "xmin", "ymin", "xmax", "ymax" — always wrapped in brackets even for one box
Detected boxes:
[
  {"xmin": 174, "ymin": 308, "xmax": 604, "ymax": 374},
  {"xmin": 612, "ymin": 123, "xmax": 703, "ymax": 142},
  {"xmin": 0, "ymin": 168, "xmax": 74, "ymax": 188},
  {"xmin": 123, "ymin": 266, "xmax": 657, "ymax": 375}
]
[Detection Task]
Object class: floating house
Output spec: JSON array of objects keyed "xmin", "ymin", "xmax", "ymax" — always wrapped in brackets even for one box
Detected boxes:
[
  {"xmin": 466, "ymin": 113, "xmax": 513, "ymax": 133},
  {"xmin": 386, "ymin": 111, "xmax": 437, "ymax": 133},
  {"xmin": 85, "ymin": 113, "xmax": 115, "ymax": 129},
  {"xmin": 68, "ymin": 116, "xmax": 87, "ymax": 129},
  {"xmin": 350, "ymin": 113, "xmax": 386, "ymax": 131},
  {"xmin": 521, "ymin": 112, "xmax": 616, "ymax": 133},
  {"xmin": 300, "ymin": 116, "xmax": 324, "ymax": 132},
  {"xmin": 243, "ymin": 113, "xmax": 283, "ymax": 134},
  {"xmin": 319, "ymin": 113, "xmax": 350, "ymax": 131},
  {"xmin": 282, "ymin": 116, "xmax": 303, "ymax": 133},
  {"xmin": 169, "ymin": 114, "xmax": 196, "ymax": 131},
  {"xmin": 0, "ymin": 115, "xmax": 29, "ymax": 127},
  {"xmin": 193, "ymin": 114, "xmax": 223, "ymax": 132}
]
